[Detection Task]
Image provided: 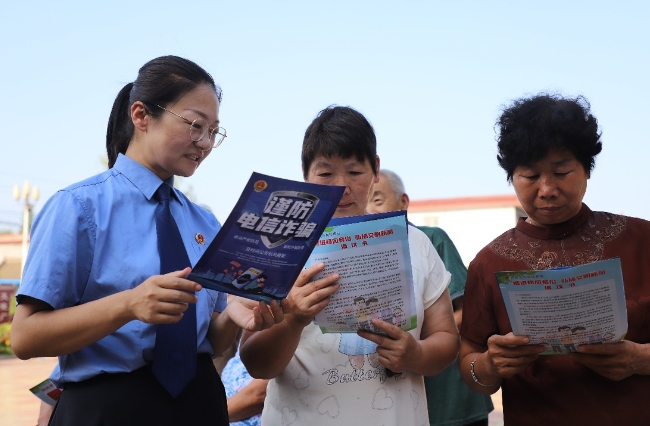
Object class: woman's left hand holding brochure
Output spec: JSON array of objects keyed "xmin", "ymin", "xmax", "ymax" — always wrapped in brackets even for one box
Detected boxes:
[{"xmin": 224, "ymin": 296, "xmax": 285, "ymax": 332}]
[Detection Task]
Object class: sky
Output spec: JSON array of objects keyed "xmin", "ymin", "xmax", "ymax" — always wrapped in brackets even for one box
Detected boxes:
[{"xmin": 1, "ymin": 1, "xmax": 649, "ymax": 232}]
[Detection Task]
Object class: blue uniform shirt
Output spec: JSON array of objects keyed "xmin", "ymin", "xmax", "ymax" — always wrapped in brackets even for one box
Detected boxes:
[{"xmin": 17, "ymin": 154, "xmax": 225, "ymax": 386}]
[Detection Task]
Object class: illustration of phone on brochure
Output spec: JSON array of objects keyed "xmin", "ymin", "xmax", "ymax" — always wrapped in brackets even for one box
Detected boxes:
[{"xmin": 232, "ymin": 267, "xmax": 265, "ymax": 289}]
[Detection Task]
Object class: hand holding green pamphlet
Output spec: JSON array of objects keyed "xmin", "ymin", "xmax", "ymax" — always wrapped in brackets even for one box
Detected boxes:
[
  {"xmin": 496, "ymin": 257, "xmax": 627, "ymax": 355},
  {"xmin": 188, "ymin": 172, "xmax": 344, "ymax": 303},
  {"xmin": 307, "ymin": 210, "xmax": 417, "ymax": 335}
]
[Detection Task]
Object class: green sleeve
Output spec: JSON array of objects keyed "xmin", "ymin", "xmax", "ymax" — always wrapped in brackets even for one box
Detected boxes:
[{"xmin": 417, "ymin": 226, "xmax": 467, "ymax": 300}]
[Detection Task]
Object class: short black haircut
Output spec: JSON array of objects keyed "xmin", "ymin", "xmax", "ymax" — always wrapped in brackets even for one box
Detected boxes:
[
  {"xmin": 496, "ymin": 93, "xmax": 602, "ymax": 182},
  {"xmin": 301, "ymin": 106, "xmax": 377, "ymax": 178}
]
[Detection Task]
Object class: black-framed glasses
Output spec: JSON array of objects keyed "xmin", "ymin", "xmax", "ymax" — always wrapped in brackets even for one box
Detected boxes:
[{"xmin": 155, "ymin": 104, "xmax": 227, "ymax": 149}]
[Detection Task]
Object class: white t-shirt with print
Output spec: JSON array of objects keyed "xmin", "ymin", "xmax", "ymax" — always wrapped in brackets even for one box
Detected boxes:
[{"xmin": 261, "ymin": 226, "xmax": 450, "ymax": 426}]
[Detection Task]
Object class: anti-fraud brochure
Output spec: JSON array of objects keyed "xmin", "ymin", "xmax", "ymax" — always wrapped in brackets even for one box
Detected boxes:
[
  {"xmin": 496, "ymin": 257, "xmax": 627, "ymax": 355},
  {"xmin": 30, "ymin": 379, "xmax": 62, "ymax": 406},
  {"xmin": 188, "ymin": 172, "xmax": 345, "ymax": 303},
  {"xmin": 308, "ymin": 210, "xmax": 417, "ymax": 334}
]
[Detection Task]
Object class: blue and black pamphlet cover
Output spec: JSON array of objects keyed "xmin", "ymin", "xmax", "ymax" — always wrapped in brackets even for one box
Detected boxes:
[{"xmin": 189, "ymin": 172, "xmax": 345, "ymax": 303}]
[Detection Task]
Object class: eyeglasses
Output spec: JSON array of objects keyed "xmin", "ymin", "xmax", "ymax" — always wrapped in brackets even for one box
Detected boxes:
[{"xmin": 154, "ymin": 104, "xmax": 227, "ymax": 149}]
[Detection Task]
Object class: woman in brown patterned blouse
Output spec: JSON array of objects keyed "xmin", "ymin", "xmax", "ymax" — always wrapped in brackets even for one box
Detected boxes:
[{"xmin": 458, "ymin": 93, "xmax": 650, "ymax": 426}]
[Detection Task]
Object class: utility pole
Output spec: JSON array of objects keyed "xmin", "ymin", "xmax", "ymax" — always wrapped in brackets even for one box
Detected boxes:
[{"xmin": 12, "ymin": 181, "xmax": 39, "ymax": 282}]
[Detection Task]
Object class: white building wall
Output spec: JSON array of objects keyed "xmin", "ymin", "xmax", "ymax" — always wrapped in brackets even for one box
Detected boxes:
[
  {"xmin": 0, "ymin": 242, "xmax": 24, "ymax": 259},
  {"xmin": 408, "ymin": 207, "xmax": 520, "ymax": 266}
]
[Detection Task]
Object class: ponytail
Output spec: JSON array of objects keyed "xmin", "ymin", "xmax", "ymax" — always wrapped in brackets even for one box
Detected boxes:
[
  {"xmin": 106, "ymin": 83, "xmax": 134, "ymax": 168},
  {"xmin": 105, "ymin": 56, "xmax": 220, "ymax": 169}
]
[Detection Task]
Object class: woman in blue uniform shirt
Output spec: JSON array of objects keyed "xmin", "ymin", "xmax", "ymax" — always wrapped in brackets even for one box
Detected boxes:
[{"xmin": 10, "ymin": 56, "xmax": 287, "ymax": 426}]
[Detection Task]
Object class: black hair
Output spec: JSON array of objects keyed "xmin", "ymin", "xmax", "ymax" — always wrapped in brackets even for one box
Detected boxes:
[
  {"xmin": 301, "ymin": 106, "xmax": 377, "ymax": 178},
  {"xmin": 106, "ymin": 55, "xmax": 222, "ymax": 168},
  {"xmin": 496, "ymin": 93, "xmax": 602, "ymax": 182}
]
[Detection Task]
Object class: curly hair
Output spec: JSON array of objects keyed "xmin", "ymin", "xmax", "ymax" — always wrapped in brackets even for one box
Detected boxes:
[{"xmin": 496, "ymin": 93, "xmax": 602, "ymax": 181}]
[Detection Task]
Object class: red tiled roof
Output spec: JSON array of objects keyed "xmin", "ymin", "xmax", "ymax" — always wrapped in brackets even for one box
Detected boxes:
[
  {"xmin": 408, "ymin": 194, "xmax": 521, "ymax": 212},
  {"xmin": 0, "ymin": 234, "xmax": 25, "ymax": 244}
]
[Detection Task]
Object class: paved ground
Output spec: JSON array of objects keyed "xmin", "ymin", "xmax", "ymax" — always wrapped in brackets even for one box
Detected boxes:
[
  {"xmin": 489, "ymin": 387, "xmax": 503, "ymax": 426},
  {"xmin": 0, "ymin": 355, "xmax": 503, "ymax": 425},
  {"xmin": 0, "ymin": 355, "xmax": 58, "ymax": 426}
]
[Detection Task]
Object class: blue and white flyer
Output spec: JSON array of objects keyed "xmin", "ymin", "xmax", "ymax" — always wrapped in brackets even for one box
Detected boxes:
[
  {"xmin": 189, "ymin": 172, "xmax": 344, "ymax": 303},
  {"xmin": 308, "ymin": 211, "xmax": 417, "ymax": 334},
  {"xmin": 496, "ymin": 257, "xmax": 627, "ymax": 355}
]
